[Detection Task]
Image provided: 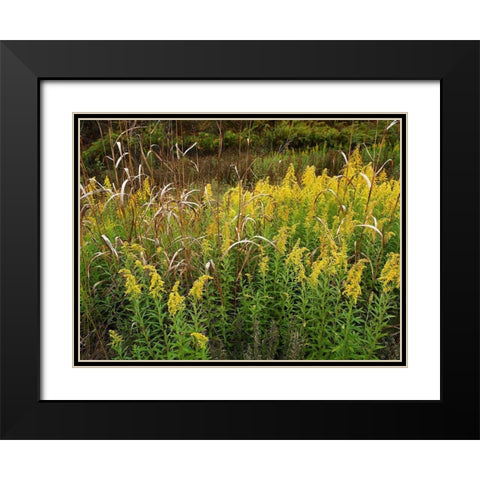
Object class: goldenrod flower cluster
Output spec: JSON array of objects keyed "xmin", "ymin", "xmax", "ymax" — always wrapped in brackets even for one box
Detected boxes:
[
  {"xmin": 286, "ymin": 239, "xmax": 309, "ymax": 282},
  {"xmin": 283, "ymin": 162, "xmax": 297, "ymax": 187},
  {"xmin": 205, "ymin": 221, "xmax": 217, "ymax": 239},
  {"xmin": 308, "ymin": 257, "xmax": 328, "ymax": 287},
  {"xmin": 344, "ymin": 260, "xmax": 367, "ymax": 304},
  {"xmin": 348, "ymin": 145, "xmax": 363, "ymax": 172},
  {"xmin": 273, "ymin": 226, "xmax": 291, "ymax": 255},
  {"xmin": 122, "ymin": 242, "xmax": 145, "ymax": 256},
  {"xmin": 301, "ymin": 165, "xmax": 317, "ymax": 190},
  {"xmin": 201, "ymin": 237, "xmax": 213, "ymax": 256},
  {"xmin": 119, "ymin": 268, "xmax": 142, "ymax": 298},
  {"xmin": 144, "ymin": 264, "xmax": 165, "ymax": 299},
  {"xmin": 191, "ymin": 332, "xmax": 209, "ymax": 349},
  {"xmin": 137, "ymin": 177, "xmax": 151, "ymax": 204},
  {"xmin": 204, "ymin": 183, "xmax": 213, "ymax": 202},
  {"xmin": 259, "ymin": 254, "xmax": 270, "ymax": 276},
  {"xmin": 379, "ymin": 253, "xmax": 400, "ymax": 293},
  {"xmin": 189, "ymin": 275, "xmax": 213, "ymax": 301},
  {"xmin": 104, "ymin": 176, "xmax": 112, "ymax": 191},
  {"xmin": 221, "ymin": 222, "xmax": 232, "ymax": 253},
  {"xmin": 108, "ymin": 329, "xmax": 123, "ymax": 346},
  {"xmin": 86, "ymin": 177, "xmax": 96, "ymax": 193},
  {"xmin": 168, "ymin": 281, "xmax": 185, "ymax": 316}
]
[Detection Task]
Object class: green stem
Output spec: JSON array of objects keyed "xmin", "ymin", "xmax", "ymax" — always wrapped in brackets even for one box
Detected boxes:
[
  {"xmin": 341, "ymin": 301, "xmax": 354, "ymax": 359},
  {"xmin": 155, "ymin": 298, "xmax": 169, "ymax": 356},
  {"xmin": 367, "ymin": 294, "xmax": 387, "ymax": 358},
  {"xmin": 134, "ymin": 300, "xmax": 156, "ymax": 359},
  {"xmin": 317, "ymin": 277, "xmax": 328, "ymax": 356},
  {"xmin": 192, "ymin": 302, "xmax": 200, "ymax": 332}
]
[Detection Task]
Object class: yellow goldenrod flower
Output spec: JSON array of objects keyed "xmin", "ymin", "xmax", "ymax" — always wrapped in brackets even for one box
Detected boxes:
[
  {"xmin": 283, "ymin": 162, "xmax": 296, "ymax": 187},
  {"xmin": 379, "ymin": 253, "xmax": 400, "ymax": 293},
  {"xmin": 344, "ymin": 260, "xmax": 366, "ymax": 304},
  {"xmin": 259, "ymin": 255, "xmax": 269, "ymax": 276},
  {"xmin": 143, "ymin": 265, "xmax": 156, "ymax": 274},
  {"xmin": 383, "ymin": 183, "xmax": 400, "ymax": 215},
  {"xmin": 265, "ymin": 200, "xmax": 274, "ymax": 218},
  {"xmin": 149, "ymin": 274, "xmax": 164, "ymax": 298},
  {"xmin": 347, "ymin": 146, "xmax": 363, "ymax": 174},
  {"xmin": 301, "ymin": 165, "xmax": 316, "ymax": 190},
  {"xmin": 140, "ymin": 177, "xmax": 151, "ymax": 202},
  {"xmin": 104, "ymin": 176, "xmax": 112, "ymax": 190},
  {"xmin": 167, "ymin": 281, "xmax": 185, "ymax": 316},
  {"xmin": 128, "ymin": 195, "xmax": 138, "ymax": 209},
  {"xmin": 119, "ymin": 268, "xmax": 142, "ymax": 298},
  {"xmin": 130, "ymin": 243, "xmax": 144, "ymax": 254},
  {"xmin": 376, "ymin": 169, "xmax": 387, "ymax": 183},
  {"xmin": 204, "ymin": 183, "xmax": 213, "ymax": 202},
  {"xmin": 273, "ymin": 226, "xmax": 290, "ymax": 255},
  {"xmin": 189, "ymin": 275, "xmax": 213, "ymax": 301},
  {"xmin": 221, "ymin": 222, "xmax": 232, "ymax": 253},
  {"xmin": 108, "ymin": 330, "xmax": 123, "ymax": 347},
  {"xmin": 191, "ymin": 332, "xmax": 209, "ymax": 349},
  {"xmin": 286, "ymin": 239, "xmax": 309, "ymax": 282},
  {"xmin": 201, "ymin": 238, "xmax": 212, "ymax": 256},
  {"xmin": 332, "ymin": 243, "xmax": 348, "ymax": 273},
  {"xmin": 142, "ymin": 265, "xmax": 164, "ymax": 299},
  {"xmin": 308, "ymin": 257, "xmax": 328, "ymax": 287},
  {"xmin": 286, "ymin": 239, "xmax": 308, "ymax": 267},
  {"xmin": 384, "ymin": 231, "xmax": 396, "ymax": 243},
  {"xmin": 86, "ymin": 177, "xmax": 96, "ymax": 193},
  {"xmin": 205, "ymin": 221, "xmax": 217, "ymax": 239}
]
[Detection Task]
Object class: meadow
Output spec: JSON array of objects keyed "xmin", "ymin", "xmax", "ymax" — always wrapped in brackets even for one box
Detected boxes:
[{"xmin": 80, "ymin": 119, "xmax": 401, "ymax": 361}]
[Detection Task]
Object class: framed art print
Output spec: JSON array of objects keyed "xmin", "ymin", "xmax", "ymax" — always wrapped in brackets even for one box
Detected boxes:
[{"xmin": 1, "ymin": 41, "xmax": 478, "ymax": 438}]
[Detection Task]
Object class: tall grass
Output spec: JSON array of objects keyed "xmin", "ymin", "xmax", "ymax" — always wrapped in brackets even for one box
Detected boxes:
[{"xmin": 80, "ymin": 132, "xmax": 401, "ymax": 361}]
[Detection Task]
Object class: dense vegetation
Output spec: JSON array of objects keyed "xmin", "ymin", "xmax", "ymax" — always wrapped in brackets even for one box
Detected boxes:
[{"xmin": 80, "ymin": 119, "xmax": 401, "ymax": 361}]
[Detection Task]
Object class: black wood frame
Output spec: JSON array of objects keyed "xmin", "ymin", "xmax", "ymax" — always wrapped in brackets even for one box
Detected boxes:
[{"xmin": 1, "ymin": 41, "xmax": 478, "ymax": 439}]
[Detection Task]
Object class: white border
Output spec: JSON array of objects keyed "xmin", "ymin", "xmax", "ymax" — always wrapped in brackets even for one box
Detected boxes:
[{"xmin": 41, "ymin": 80, "xmax": 440, "ymax": 400}]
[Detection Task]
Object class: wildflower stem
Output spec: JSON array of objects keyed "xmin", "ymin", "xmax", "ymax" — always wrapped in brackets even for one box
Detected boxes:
[{"xmin": 341, "ymin": 301, "xmax": 354, "ymax": 359}]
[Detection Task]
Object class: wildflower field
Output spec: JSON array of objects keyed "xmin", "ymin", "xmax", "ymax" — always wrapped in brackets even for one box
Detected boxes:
[{"xmin": 79, "ymin": 119, "xmax": 402, "ymax": 361}]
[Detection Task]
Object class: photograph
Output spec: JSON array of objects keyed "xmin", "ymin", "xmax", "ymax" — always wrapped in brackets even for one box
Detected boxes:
[{"xmin": 77, "ymin": 115, "xmax": 404, "ymax": 363}]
